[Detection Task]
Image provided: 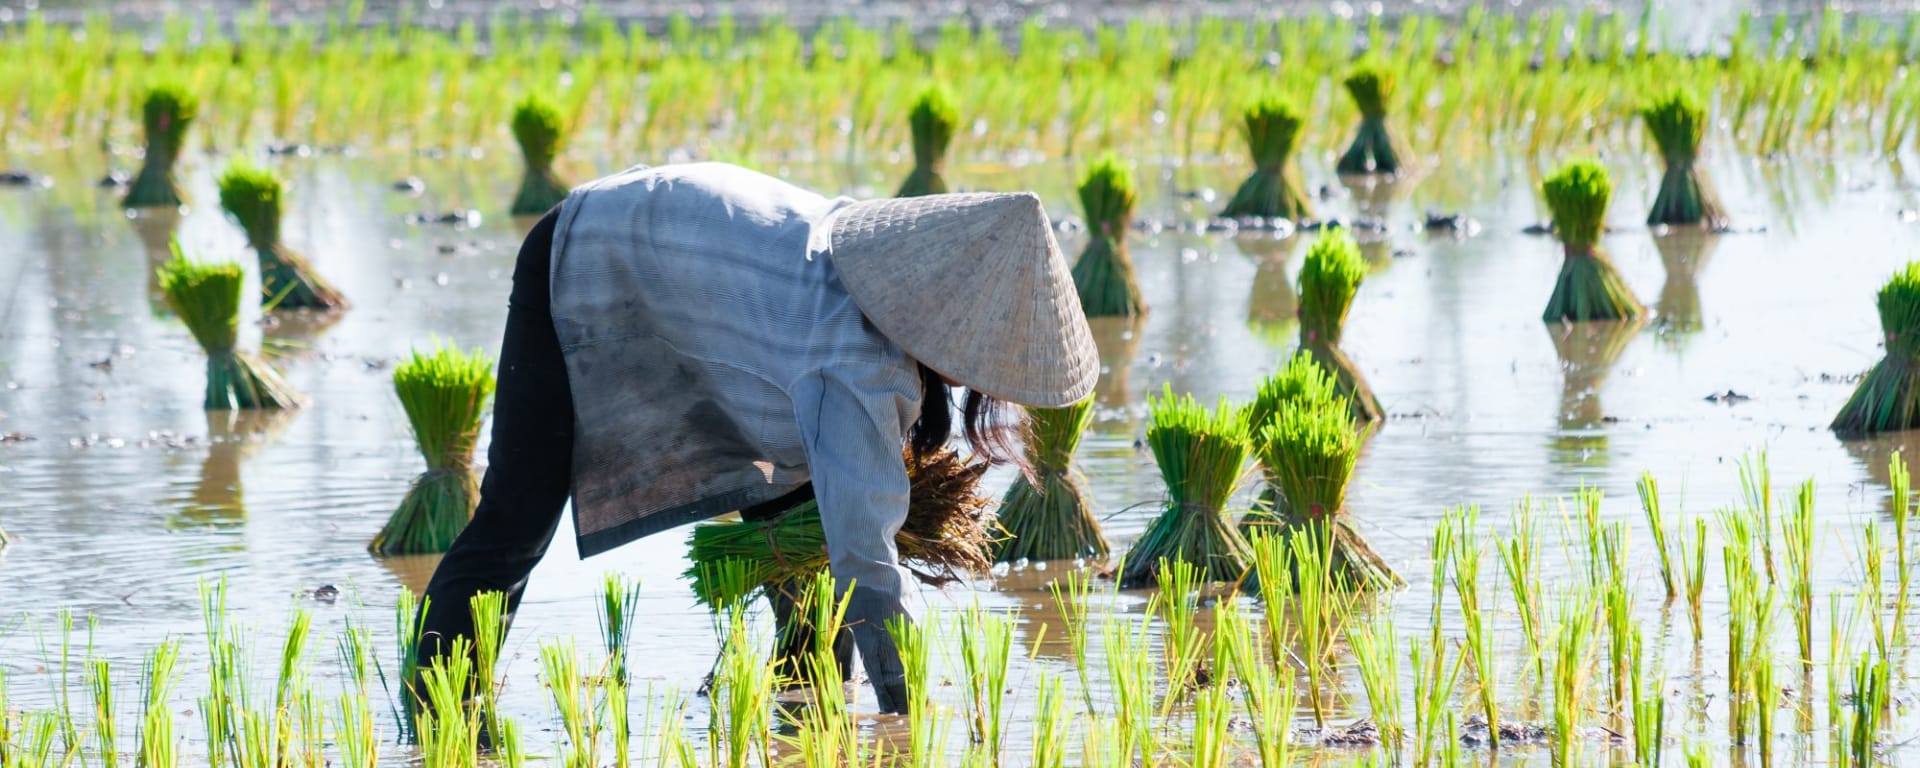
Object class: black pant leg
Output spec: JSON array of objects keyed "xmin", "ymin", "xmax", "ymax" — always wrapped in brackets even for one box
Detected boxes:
[{"xmin": 418, "ymin": 208, "xmax": 573, "ymax": 666}]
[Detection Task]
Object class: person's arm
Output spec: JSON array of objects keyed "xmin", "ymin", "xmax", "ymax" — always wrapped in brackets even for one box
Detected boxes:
[{"xmin": 790, "ymin": 362, "xmax": 921, "ymax": 712}]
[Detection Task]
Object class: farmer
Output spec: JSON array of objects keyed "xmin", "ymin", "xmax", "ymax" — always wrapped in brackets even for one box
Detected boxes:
[{"xmin": 413, "ymin": 162, "xmax": 1097, "ymax": 713}]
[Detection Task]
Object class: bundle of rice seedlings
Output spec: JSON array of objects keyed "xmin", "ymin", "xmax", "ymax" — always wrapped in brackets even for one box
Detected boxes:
[
  {"xmin": 993, "ymin": 397, "xmax": 1106, "ymax": 563},
  {"xmin": 1335, "ymin": 62, "xmax": 1404, "ymax": 176},
  {"xmin": 684, "ymin": 447, "xmax": 994, "ymax": 608},
  {"xmin": 1240, "ymin": 351, "xmax": 1341, "ymax": 533},
  {"xmin": 1255, "ymin": 398, "xmax": 1398, "ymax": 589},
  {"xmin": 123, "ymin": 83, "xmax": 198, "ymax": 209},
  {"xmin": 895, "ymin": 85, "xmax": 957, "ymax": 198},
  {"xmin": 158, "ymin": 242, "xmax": 301, "ymax": 411},
  {"xmin": 370, "ymin": 345, "xmax": 497, "ymax": 555},
  {"xmin": 1070, "ymin": 155, "xmax": 1146, "ymax": 319},
  {"xmin": 1541, "ymin": 159, "xmax": 1645, "ymax": 324},
  {"xmin": 1641, "ymin": 89, "xmax": 1728, "ymax": 229},
  {"xmin": 1832, "ymin": 262, "xmax": 1920, "ymax": 436},
  {"xmin": 217, "ymin": 163, "xmax": 347, "ymax": 311},
  {"xmin": 1237, "ymin": 236, "xmax": 1301, "ymax": 346},
  {"xmin": 1118, "ymin": 386, "xmax": 1255, "ymax": 588},
  {"xmin": 1220, "ymin": 96, "xmax": 1313, "ymax": 221},
  {"xmin": 1654, "ymin": 231, "xmax": 1717, "ymax": 345},
  {"xmin": 510, "ymin": 95, "xmax": 571, "ymax": 216},
  {"xmin": 1298, "ymin": 229, "xmax": 1384, "ymax": 423}
]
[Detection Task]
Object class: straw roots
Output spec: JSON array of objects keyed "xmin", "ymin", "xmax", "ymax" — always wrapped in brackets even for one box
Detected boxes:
[
  {"xmin": 994, "ymin": 398, "xmax": 1106, "ymax": 563},
  {"xmin": 1070, "ymin": 155, "xmax": 1145, "ymax": 319},
  {"xmin": 685, "ymin": 447, "xmax": 995, "ymax": 608},
  {"xmin": 1119, "ymin": 387, "xmax": 1254, "ymax": 588},
  {"xmin": 123, "ymin": 84, "xmax": 197, "ymax": 209},
  {"xmin": 158, "ymin": 242, "xmax": 301, "ymax": 411},
  {"xmin": 370, "ymin": 346, "xmax": 497, "ymax": 555},
  {"xmin": 1541, "ymin": 159, "xmax": 1644, "ymax": 323},
  {"xmin": 217, "ymin": 164, "xmax": 346, "ymax": 311},
  {"xmin": 510, "ymin": 95, "xmax": 571, "ymax": 216},
  {"xmin": 1833, "ymin": 262, "xmax": 1920, "ymax": 436},
  {"xmin": 1221, "ymin": 97, "xmax": 1313, "ymax": 221},
  {"xmin": 1336, "ymin": 63, "xmax": 1404, "ymax": 176}
]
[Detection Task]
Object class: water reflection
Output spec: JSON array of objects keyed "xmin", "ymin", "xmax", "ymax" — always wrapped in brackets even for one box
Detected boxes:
[
  {"xmin": 374, "ymin": 553, "xmax": 442, "ymax": 596},
  {"xmin": 1653, "ymin": 229, "xmax": 1718, "ymax": 350},
  {"xmin": 128, "ymin": 208, "xmax": 182, "ymax": 313},
  {"xmin": 1087, "ymin": 316, "xmax": 1144, "ymax": 409},
  {"xmin": 1841, "ymin": 431, "xmax": 1920, "ymax": 519},
  {"xmin": 173, "ymin": 408, "xmax": 298, "ymax": 529},
  {"xmin": 1547, "ymin": 319, "xmax": 1644, "ymax": 468},
  {"xmin": 1236, "ymin": 234, "xmax": 1298, "ymax": 350}
]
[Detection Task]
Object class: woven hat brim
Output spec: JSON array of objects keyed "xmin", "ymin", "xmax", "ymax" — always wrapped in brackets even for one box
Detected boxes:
[{"xmin": 825, "ymin": 192, "xmax": 1098, "ymax": 408}]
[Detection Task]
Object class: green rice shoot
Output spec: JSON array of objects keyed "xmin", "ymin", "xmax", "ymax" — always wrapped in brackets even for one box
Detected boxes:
[
  {"xmin": 1241, "ymin": 350, "xmax": 1341, "ymax": 532},
  {"xmin": 123, "ymin": 83, "xmax": 198, "ymax": 209},
  {"xmin": 896, "ymin": 85, "xmax": 958, "ymax": 198},
  {"xmin": 369, "ymin": 344, "xmax": 497, "ymax": 555},
  {"xmin": 510, "ymin": 94, "xmax": 571, "ymax": 216},
  {"xmin": 1119, "ymin": 386, "xmax": 1255, "ymax": 587},
  {"xmin": 1070, "ymin": 154, "xmax": 1146, "ymax": 319},
  {"xmin": 1220, "ymin": 95, "xmax": 1313, "ymax": 221},
  {"xmin": 1298, "ymin": 229, "xmax": 1384, "ymax": 422},
  {"xmin": 216, "ymin": 163, "xmax": 347, "ymax": 311},
  {"xmin": 1541, "ymin": 158, "xmax": 1644, "ymax": 323},
  {"xmin": 1832, "ymin": 262, "xmax": 1920, "ymax": 435},
  {"xmin": 1336, "ymin": 61, "xmax": 1404, "ymax": 176},
  {"xmin": 157, "ymin": 241, "xmax": 302, "ymax": 411},
  {"xmin": 993, "ymin": 397, "xmax": 1106, "ymax": 563}
]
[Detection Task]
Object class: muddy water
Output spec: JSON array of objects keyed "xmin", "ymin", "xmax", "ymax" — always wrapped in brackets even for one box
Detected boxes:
[{"xmin": 3, "ymin": 139, "xmax": 1920, "ymax": 764}]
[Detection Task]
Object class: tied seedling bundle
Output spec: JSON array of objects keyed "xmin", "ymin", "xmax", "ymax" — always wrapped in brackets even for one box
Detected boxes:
[
  {"xmin": 685, "ymin": 447, "xmax": 994, "ymax": 609},
  {"xmin": 1240, "ymin": 351, "xmax": 1341, "ymax": 533},
  {"xmin": 1299, "ymin": 229, "xmax": 1384, "ymax": 423},
  {"xmin": 1258, "ymin": 397, "xmax": 1399, "ymax": 589},
  {"xmin": 510, "ymin": 94, "xmax": 571, "ymax": 216},
  {"xmin": 1119, "ymin": 386, "xmax": 1255, "ymax": 588},
  {"xmin": 1070, "ymin": 155, "xmax": 1146, "ymax": 319},
  {"xmin": 158, "ymin": 241, "xmax": 301, "ymax": 410},
  {"xmin": 217, "ymin": 164, "xmax": 347, "ymax": 311},
  {"xmin": 1641, "ymin": 89, "xmax": 1728, "ymax": 229},
  {"xmin": 123, "ymin": 83, "xmax": 197, "ymax": 209},
  {"xmin": 1335, "ymin": 61, "xmax": 1404, "ymax": 176},
  {"xmin": 1541, "ymin": 159, "xmax": 1644, "ymax": 323},
  {"xmin": 993, "ymin": 397, "xmax": 1106, "ymax": 563},
  {"xmin": 370, "ymin": 345, "xmax": 497, "ymax": 555},
  {"xmin": 1832, "ymin": 263, "xmax": 1920, "ymax": 436},
  {"xmin": 895, "ymin": 85, "xmax": 957, "ymax": 198},
  {"xmin": 1221, "ymin": 96, "xmax": 1313, "ymax": 222}
]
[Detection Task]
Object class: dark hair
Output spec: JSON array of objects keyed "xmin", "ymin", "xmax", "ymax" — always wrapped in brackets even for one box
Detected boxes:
[{"xmin": 912, "ymin": 364, "xmax": 1025, "ymax": 467}]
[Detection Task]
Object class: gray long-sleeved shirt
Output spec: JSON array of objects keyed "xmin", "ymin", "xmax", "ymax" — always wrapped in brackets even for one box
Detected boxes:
[{"xmin": 548, "ymin": 163, "xmax": 921, "ymax": 687}]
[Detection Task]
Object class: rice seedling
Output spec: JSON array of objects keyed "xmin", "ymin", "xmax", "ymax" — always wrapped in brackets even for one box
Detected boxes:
[
  {"xmin": 1735, "ymin": 453, "xmax": 1779, "ymax": 582},
  {"xmin": 1830, "ymin": 263, "xmax": 1920, "ymax": 435},
  {"xmin": 1552, "ymin": 592, "xmax": 1599, "ymax": 768},
  {"xmin": 1253, "ymin": 393, "xmax": 1397, "ymax": 589},
  {"xmin": 1118, "ymin": 387, "xmax": 1254, "ymax": 587},
  {"xmin": 1298, "ymin": 229, "xmax": 1385, "ymax": 423},
  {"xmin": 122, "ymin": 83, "xmax": 197, "ymax": 209},
  {"xmin": 271, "ymin": 609, "xmax": 313, "ymax": 768},
  {"xmin": 1641, "ymin": 89, "xmax": 1728, "ymax": 228},
  {"xmin": 1888, "ymin": 453, "xmax": 1914, "ymax": 648},
  {"xmin": 1842, "ymin": 652, "xmax": 1890, "ymax": 767},
  {"xmin": 598, "ymin": 573, "xmax": 641, "ymax": 691},
  {"xmin": 495, "ymin": 719, "xmax": 525, "ymax": 768},
  {"xmin": 334, "ymin": 692, "xmax": 376, "ymax": 768},
  {"xmin": 957, "ymin": 604, "xmax": 1013, "ymax": 764},
  {"xmin": 1346, "ymin": 609, "xmax": 1403, "ymax": 752},
  {"xmin": 88, "ymin": 659, "xmax": 117, "ymax": 768},
  {"xmin": 370, "ymin": 345, "xmax": 496, "ymax": 555},
  {"xmin": 896, "ymin": 85, "xmax": 956, "ymax": 198},
  {"xmin": 1637, "ymin": 473, "xmax": 1678, "ymax": 600},
  {"xmin": 1220, "ymin": 95, "xmax": 1312, "ymax": 221},
  {"xmin": 416, "ymin": 638, "xmax": 481, "ymax": 768},
  {"xmin": 1857, "ymin": 522, "xmax": 1889, "ymax": 658},
  {"xmin": 1152, "ymin": 560, "xmax": 1208, "ymax": 710},
  {"xmin": 539, "ymin": 639, "xmax": 601, "ymax": 768},
  {"xmin": 686, "ymin": 447, "xmax": 992, "ymax": 606},
  {"xmin": 1681, "ymin": 516, "xmax": 1709, "ymax": 643},
  {"xmin": 1600, "ymin": 522, "xmax": 1633, "ymax": 716},
  {"xmin": 1445, "ymin": 506, "xmax": 1501, "ymax": 750},
  {"xmin": 1029, "ymin": 674, "xmax": 1068, "ymax": 768},
  {"xmin": 1410, "ymin": 634, "xmax": 1464, "ymax": 768},
  {"xmin": 216, "ymin": 163, "xmax": 346, "ymax": 311},
  {"xmin": 1540, "ymin": 158, "xmax": 1645, "ymax": 323},
  {"xmin": 1628, "ymin": 630, "xmax": 1665, "ymax": 768},
  {"xmin": 890, "ymin": 615, "xmax": 950, "ymax": 768},
  {"xmin": 716, "ymin": 593, "xmax": 776, "ymax": 768},
  {"xmin": 1188, "ymin": 683, "xmax": 1231, "ymax": 768},
  {"xmin": 509, "ymin": 94, "xmax": 570, "ymax": 216},
  {"xmin": 1336, "ymin": 60, "xmax": 1405, "ymax": 176},
  {"xmin": 1240, "ymin": 351, "xmax": 1341, "ymax": 533},
  {"xmin": 1069, "ymin": 155, "xmax": 1145, "ymax": 319},
  {"xmin": 1782, "ymin": 480, "xmax": 1816, "ymax": 670},
  {"xmin": 466, "ymin": 591, "xmax": 507, "ymax": 740},
  {"xmin": 158, "ymin": 244, "xmax": 302, "ymax": 411},
  {"xmin": 1753, "ymin": 648, "xmax": 1781, "ymax": 767},
  {"xmin": 136, "ymin": 641, "xmax": 180, "ymax": 768},
  {"xmin": 1292, "ymin": 522, "xmax": 1351, "ymax": 730},
  {"xmin": 1500, "ymin": 498, "xmax": 1548, "ymax": 677},
  {"xmin": 1045, "ymin": 570, "xmax": 1097, "ymax": 713},
  {"xmin": 993, "ymin": 398, "xmax": 1107, "ymax": 562},
  {"xmin": 1101, "ymin": 618, "xmax": 1156, "ymax": 764},
  {"xmin": 392, "ymin": 589, "xmax": 427, "ymax": 745}
]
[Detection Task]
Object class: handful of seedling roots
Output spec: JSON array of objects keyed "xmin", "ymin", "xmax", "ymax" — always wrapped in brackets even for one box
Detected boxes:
[{"xmin": 686, "ymin": 446, "xmax": 996, "ymax": 608}]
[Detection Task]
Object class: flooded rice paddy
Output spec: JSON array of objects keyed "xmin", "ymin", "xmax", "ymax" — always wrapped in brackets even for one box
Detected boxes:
[{"xmin": 7, "ymin": 11, "xmax": 1920, "ymax": 768}]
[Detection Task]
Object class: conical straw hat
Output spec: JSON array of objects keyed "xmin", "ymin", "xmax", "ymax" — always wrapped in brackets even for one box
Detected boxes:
[{"xmin": 826, "ymin": 192, "xmax": 1098, "ymax": 408}]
